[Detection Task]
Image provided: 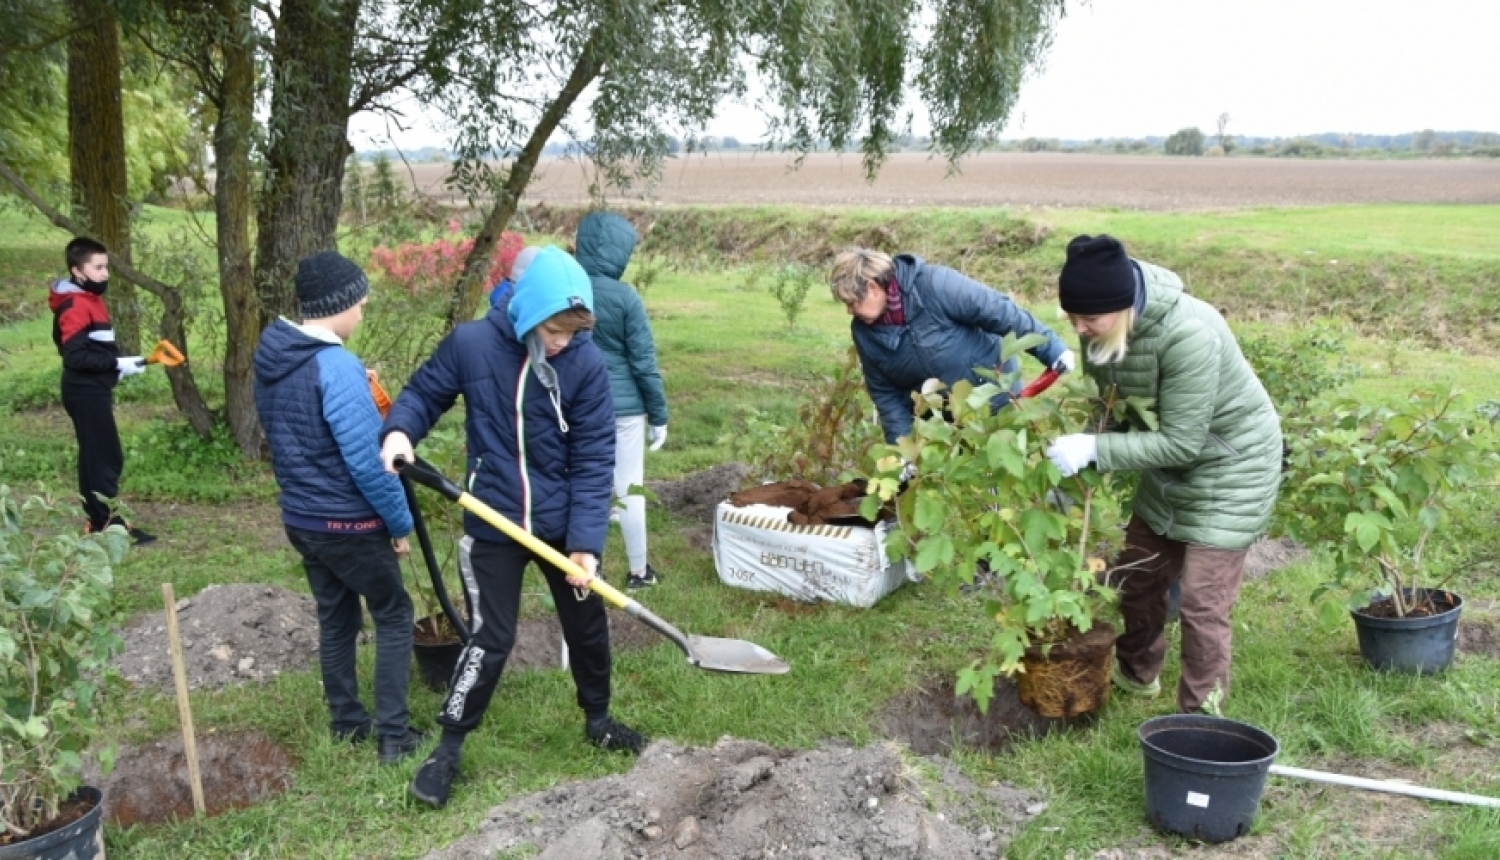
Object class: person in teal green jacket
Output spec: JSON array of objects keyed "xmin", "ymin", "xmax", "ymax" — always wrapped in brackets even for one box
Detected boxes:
[
  {"xmin": 575, "ymin": 211, "xmax": 669, "ymax": 590},
  {"xmin": 1045, "ymin": 235, "xmax": 1282, "ymax": 714}
]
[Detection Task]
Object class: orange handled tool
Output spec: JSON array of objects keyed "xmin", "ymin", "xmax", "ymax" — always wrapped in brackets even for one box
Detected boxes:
[
  {"xmin": 145, "ymin": 339, "xmax": 186, "ymax": 367},
  {"xmin": 367, "ymin": 369, "xmax": 392, "ymax": 418}
]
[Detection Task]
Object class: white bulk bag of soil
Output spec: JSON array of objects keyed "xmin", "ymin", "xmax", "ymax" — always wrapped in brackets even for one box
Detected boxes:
[{"xmin": 711, "ymin": 502, "xmax": 915, "ymax": 608}]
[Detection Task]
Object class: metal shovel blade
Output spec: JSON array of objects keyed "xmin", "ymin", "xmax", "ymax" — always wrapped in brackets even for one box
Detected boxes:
[
  {"xmin": 687, "ymin": 635, "xmax": 791, "ymax": 674},
  {"xmin": 395, "ymin": 457, "xmax": 792, "ymax": 676}
]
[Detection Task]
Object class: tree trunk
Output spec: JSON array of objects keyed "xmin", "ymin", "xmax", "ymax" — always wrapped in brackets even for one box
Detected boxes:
[
  {"xmin": 67, "ymin": 0, "xmax": 138, "ymax": 354},
  {"xmin": 214, "ymin": 0, "xmax": 263, "ymax": 457},
  {"xmin": 445, "ymin": 34, "xmax": 602, "ymax": 329},
  {"xmin": 251, "ymin": 0, "xmax": 360, "ymax": 330}
]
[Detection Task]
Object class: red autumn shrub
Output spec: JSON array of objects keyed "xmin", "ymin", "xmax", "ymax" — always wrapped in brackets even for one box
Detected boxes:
[{"xmin": 369, "ymin": 221, "xmax": 524, "ymax": 296}]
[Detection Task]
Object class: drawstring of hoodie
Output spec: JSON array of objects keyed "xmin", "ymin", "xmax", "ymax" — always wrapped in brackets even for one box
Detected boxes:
[{"xmin": 525, "ymin": 329, "xmax": 569, "ymax": 433}]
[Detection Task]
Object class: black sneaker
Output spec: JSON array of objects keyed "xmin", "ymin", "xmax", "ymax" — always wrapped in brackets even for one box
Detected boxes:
[
  {"xmin": 377, "ymin": 728, "xmax": 427, "ymax": 765},
  {"xmin": 128, "ymin": 527, "xmax": 157, "ymax": 546},
  {"xmin": 410, "ymin": 745, "xmax": 461, "ymax": 808},
  {"xmin": 626, "ymin": 565, "xmax": 660, "ymax": 591},
  {"xmin": 586, "ymin": 715, "xmax": 645, "ymax": 754},
  {"xmin": 333, "ymin": 722, "xmax": 373, "ymax": 744}
]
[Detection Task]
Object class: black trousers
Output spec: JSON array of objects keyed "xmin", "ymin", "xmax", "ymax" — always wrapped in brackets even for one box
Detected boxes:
[
  {"xmin": 286, "ymin": 527, "xmax": 414, "ymax": 739},
  {"xmin": 62, "ymin": 385, "xmax": 123, "ymax": 532},
  {"xmin": 438, "ymin": 537, "xmax": 612, "ymax": 735}
]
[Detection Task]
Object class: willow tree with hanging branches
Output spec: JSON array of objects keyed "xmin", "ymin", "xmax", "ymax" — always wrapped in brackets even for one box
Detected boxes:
[{"xmin": 406, "ymin": 0, "xmax": 1069, "ymax": 326}]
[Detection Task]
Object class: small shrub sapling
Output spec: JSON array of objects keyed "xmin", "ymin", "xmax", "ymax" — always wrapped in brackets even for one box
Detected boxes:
[
  {"xmin": 1283, "ymin": 387, "xmax": 1498, "ymax": 622},
  {"xmin": 862, "ymin": 333, "xmax": 1146, "ymax": 711}
]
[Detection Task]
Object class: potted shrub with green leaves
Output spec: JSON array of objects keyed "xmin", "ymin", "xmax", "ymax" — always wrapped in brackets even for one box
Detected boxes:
[
  {"xmin": 1282, "ymin": 387, "xmax": 1497, "ymax": 674},
  {"xmin": 1, "ymin": 485, "xmax": 126, "ymax": 858},
  {"xmin": 862, "ymin": 334, "xmax": 1140, "ymax": 718}
]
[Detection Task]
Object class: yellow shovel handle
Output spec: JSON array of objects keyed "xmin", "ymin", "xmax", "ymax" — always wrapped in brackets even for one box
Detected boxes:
[{"xmin": 453, "ymin": 492, "xmax": 631, "ymax": 610}]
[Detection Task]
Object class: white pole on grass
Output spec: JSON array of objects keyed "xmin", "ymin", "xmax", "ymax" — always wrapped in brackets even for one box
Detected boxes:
[{"xmin": 1269, "ymin": 764, "xmax": 1500, "ymax": 809}]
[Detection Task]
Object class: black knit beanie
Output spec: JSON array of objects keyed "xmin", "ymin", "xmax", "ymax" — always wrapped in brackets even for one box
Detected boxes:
[
  {"xmin": 1058, "ymin": 234, "xmax": 1135, "ymax": 315},
  {"xmin": 295, "ymin": 251, "xmax": 370, "ymax": 319}
]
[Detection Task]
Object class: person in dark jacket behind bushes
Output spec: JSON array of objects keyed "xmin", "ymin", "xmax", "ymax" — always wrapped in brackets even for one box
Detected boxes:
[
  {"xmin": 1044, "ymin": 234, "xmax": 1282, "ymax": 714},
  {"xmin": 49, "ymin": 236, "xmax": 155, "ymax": 543},
  {"xmin": 381, "ymin": 246, "xmax": 644, "ymax": 811},
  {"xmin": 829, "ymin": 248, "xmax": 1075, "ymax": 446},
  {"xmin": 253, "ymin": 251, "xmax": 421, "ymax": 764},
  {"xmin": 574, "ymin": 211, "xmax": 670, "ymax": 590}
]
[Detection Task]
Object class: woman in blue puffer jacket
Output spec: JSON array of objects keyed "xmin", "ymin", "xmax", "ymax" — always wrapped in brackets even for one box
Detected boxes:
[{"xmin": 829, "ymin": 248, "xmax": 1074, "ymax": 444}]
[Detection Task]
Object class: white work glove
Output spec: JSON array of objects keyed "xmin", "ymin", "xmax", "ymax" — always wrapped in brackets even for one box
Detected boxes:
[
  {"xmin": 1052, "ymin": 349, "xmax": 1076, "ymax": 374},
  {"xmin": 899, "ymin": 459, "xmax": 918, "ymax": 482},
  {"xmin": 380, "ymin": 431, "xmax": 414, "ymax": 474},
  {"xmin": 648, "ymin": 425, "xmax": 668, "ymax": 452},
  {"xmin": 1045, "ymin": 433, "xmax": 1098, "ymax": 477},
  {"xmin": 116, "ymin": 356, "xmax": 145, "ymax": 380}
]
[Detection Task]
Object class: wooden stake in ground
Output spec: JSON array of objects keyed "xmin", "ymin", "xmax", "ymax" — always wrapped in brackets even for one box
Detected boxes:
[{"xmin": 162, "ymin": 582, "xmax": 206, "ymax": 816}]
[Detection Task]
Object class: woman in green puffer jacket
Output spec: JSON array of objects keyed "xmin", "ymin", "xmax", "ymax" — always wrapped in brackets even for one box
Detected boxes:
[{"xmin": 1044, "ymin": 235, "xmax": 1282, "ymax": 714}]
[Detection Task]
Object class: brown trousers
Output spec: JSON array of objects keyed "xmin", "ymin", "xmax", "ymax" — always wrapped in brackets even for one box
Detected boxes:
[{"xmin": 1113, "ymin": 515, "xmax": 1249, "ymax": 713}]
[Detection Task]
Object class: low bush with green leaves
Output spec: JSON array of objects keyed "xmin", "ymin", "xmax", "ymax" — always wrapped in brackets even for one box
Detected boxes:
[
  {"xmin": 767, "ymin": 263, "xmax": 816, "ymax": 333},
  {"xmin": 1239, "ymin": 322, "xmax": 1358, "ymax": 416},
  {"xmin": 1, "ymin": 485, "xmax": 126, "ymax": 841},
  {"xmin": 721, "ymin": 347, "xmax": 881, "ymax": 485},
  {"xmin": 1282, "ymin": 387, "xmax": 1498, "ymax": 621},
  {"xmin": 861, "ymin": 334, "xmax": 1143, "ymax": 710}
]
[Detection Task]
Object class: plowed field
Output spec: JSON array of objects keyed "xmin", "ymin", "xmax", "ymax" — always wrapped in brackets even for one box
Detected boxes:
[{"xmin": 403, "ymin": 151, "xmax": 1500, "ymax": 210}]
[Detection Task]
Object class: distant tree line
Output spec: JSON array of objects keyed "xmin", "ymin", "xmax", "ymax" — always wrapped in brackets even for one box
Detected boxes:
[{"xmin": 994, "ymin": 127, "xmax": 1500, "ymax": 159}]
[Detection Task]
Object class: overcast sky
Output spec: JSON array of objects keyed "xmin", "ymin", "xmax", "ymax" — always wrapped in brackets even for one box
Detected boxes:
[{"xmin": 349, "ymin": 0, "xmax": 1500, "ymax": 151}]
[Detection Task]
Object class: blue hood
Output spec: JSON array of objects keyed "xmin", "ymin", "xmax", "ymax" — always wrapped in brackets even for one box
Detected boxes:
[
  {"xmin": 253, "ymin": 318, "xmax": 330, "ymax": 385},
  {"xmin": 507, "ymin": 246, "xmax": 594, "ymax": 340},
  {"xmin": 575, "ymin": 212, "xmax": 638, "ymax": 280},
  {"xmin": 485, "ymin": 293, "xmax": 595, "ymax": 353}
]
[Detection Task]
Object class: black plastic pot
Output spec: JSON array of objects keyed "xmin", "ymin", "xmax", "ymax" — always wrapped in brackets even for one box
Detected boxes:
[
  {"xmin": 1352, "ymin": 588, "xmax": 1463, "ymax": 675},
  {"xmin": 413, "ymin": 636, "xmax": 465, "ymax": 693},
  {"xmin": 0, "ymin": 786, "xmax": 104, "ymax": 860},
  {"xmin": 1138, "ymin": 715, "xmax": 1279, "ymax": 844}
]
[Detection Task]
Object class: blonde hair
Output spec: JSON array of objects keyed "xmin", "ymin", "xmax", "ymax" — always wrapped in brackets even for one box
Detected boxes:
[
  {"xmin": 829, "ymin": 248, "xmax": 894, "ymax": 304},
  {"xmin": 1083, "ymin": 308, "xmax": 1136, "ymax": 365}
]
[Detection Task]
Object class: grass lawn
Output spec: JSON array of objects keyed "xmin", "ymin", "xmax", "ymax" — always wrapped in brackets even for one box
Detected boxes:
[{"xmin": 2, "ymin": 202, "xmax": 1498, "ymax": 858}]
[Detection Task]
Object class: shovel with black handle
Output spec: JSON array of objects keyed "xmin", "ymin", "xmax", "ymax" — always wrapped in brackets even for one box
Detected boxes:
[{"xmin": 395, "ymin": 456, "xmax": 790, "ymax": 675}]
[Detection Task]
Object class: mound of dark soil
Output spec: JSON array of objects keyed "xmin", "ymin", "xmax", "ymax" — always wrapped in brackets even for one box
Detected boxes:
[
  {"xmin": 1458, "ymin": 599, "xmax": 1500, "ymax": 661},
  {"xmin": 880, "ymin": 678, "xmax": 1084, "ymax": 757},
  {"xmin": 90, "ymin": 730, "xmax": 294, "ymax": 826},
  {"xmin": 425, "ymin": 737, "xmax": 1042, "ymax": 860},
  {"xmin": 728, "ymin": 479, "xmax": 821, "ymax": 509},
  {"xmin": 509, "ymin": 612, "xmax": 665, "ymax": 671},
  {"xmin": 1243, "ymin": 536, "xmax": 1307, "ymax": 581},
  {"xmin": 648, "ymin": 463, "xmax": 751, "ymax": 524},
  {"xmin": 114, "ymin": 584, "xmax": 319, "ymax": 691}
]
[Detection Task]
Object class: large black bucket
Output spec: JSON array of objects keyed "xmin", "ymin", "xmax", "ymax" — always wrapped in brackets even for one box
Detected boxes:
[
  {"xmin": 413, "ymin": 638, "xmax": 465, "ymax": 693},
  {"xmin": 0, "ymin": 786, "xmax": 105, "ymax": 859},
  {"xmin": 1352, "ymin": 588, "xmax": 1463, "ymax": 675},
  {"xmin": 1139, "ymin": 715, "xmax": 1279, "ymax": 843}
]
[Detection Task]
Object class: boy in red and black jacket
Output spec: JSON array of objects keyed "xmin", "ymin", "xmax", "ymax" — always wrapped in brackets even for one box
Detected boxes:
[{"xmin": 48, "ymin": 236, "xmax": 154, "ymax": 543}]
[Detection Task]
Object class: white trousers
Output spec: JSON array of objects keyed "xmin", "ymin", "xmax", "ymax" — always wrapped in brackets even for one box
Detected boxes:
[{"xmin": 613, "ymin": 415, "xmax": 648, "ymax": 572}]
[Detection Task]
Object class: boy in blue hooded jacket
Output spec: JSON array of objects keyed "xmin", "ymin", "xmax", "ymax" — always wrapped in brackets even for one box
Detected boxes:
[
  {"xmin": 381, "ymin": 246, "xmax": 643, "ymax": 810},
  {"xmin": 253, "ymin": 251, "xmax": 422, "ymax": 765}
]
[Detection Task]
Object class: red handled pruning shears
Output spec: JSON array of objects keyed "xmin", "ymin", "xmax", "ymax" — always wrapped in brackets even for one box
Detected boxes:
[{"xmin": 1018, "ymin": 367, "xmax": 1061, "ymax": 399}]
